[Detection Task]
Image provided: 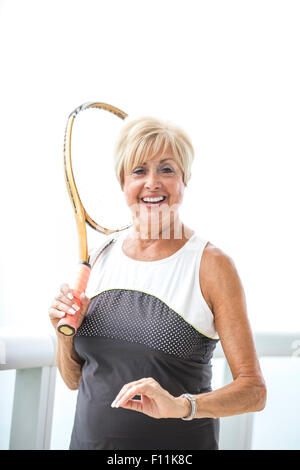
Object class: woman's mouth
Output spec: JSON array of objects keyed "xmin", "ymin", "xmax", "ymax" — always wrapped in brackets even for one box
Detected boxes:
[{"xmin": 140, "ymin": 196, "xmax": 167, "ymax": 207}]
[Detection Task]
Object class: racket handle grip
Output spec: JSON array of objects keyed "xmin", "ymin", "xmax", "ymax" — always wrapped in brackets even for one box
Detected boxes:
[{"xmin": 57, "ymin": 263, "xmax": 91, "ymax": 337}]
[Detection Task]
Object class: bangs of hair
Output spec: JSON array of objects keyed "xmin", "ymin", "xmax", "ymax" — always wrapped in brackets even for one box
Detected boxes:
[
  {"xmin": 124, "ymin": 133, "xmax": 183, "ymax": 176},
  {"xmin": 114, "ymin": 116, "xmax": 194, "ymax": 187}
]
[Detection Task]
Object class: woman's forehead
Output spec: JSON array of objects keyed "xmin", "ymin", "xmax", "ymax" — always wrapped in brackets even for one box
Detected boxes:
[
  {"xmin": 135, "ymin": 142, "xmax": 179, "ymax": 164},
  {"xmin": 140, "ymin": 155, "xmax": 177, "ymax": 165}
]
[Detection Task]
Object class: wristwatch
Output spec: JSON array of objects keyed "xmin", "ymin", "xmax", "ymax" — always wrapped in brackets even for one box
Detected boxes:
[{"xmin": 180, "ymin": 393, "xmax": 197, "ymax": 420}]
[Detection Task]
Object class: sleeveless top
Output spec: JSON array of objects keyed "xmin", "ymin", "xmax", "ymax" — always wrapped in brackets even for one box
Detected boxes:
[{"xmin": 69, "ymin": 228, "xmax": 220, "ymax": 450}]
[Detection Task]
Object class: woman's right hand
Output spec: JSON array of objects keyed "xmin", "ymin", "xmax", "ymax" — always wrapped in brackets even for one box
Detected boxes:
[{"xmin": 48, "ymin": 283, "xmax": 90, "ymax": 333}]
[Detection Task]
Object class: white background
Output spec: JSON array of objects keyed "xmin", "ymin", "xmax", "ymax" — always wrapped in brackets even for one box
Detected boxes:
[
  {"xmin": 0, "ymin": 0, "xmax": 299, "ymax": 450},
  {"xmin": 1, "ymin": 0, "xmax": 299, "ymax": 334}
]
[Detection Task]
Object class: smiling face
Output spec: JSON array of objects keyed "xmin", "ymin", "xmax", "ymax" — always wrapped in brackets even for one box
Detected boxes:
[
  {"xmin": 122, "ymin": 146, "xmax": 185, "ymax": 238},
  {"xmin": 114, "ymin": 116, "xmax": 195, "ymax": 239}
]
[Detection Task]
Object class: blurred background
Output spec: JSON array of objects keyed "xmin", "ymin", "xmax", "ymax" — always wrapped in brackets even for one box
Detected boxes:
[{"xmin": 0, "ymin": 0, "xmax": 299, "ymax": 450}]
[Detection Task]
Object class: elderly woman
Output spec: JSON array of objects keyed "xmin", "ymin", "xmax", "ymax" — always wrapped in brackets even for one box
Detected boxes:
[{"xmin": 49, "ymin": 116, "xmax": 266, "ymax": 450}]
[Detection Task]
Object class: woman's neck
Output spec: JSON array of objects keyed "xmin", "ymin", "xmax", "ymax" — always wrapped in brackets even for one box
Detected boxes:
[{"xmin": 126, "ymin": 218, "xmax": 194, "ymax": 252}]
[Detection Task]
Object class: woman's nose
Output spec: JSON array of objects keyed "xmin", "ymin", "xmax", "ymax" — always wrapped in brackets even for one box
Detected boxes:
[{"xmin": 145, "ymin": 170, "xmax": 161, "ymax": 189}]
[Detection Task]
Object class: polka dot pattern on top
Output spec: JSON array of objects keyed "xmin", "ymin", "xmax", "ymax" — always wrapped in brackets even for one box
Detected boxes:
[{"xmin": 76, "ymin": 289, "xmax": 216, "ymax": 360}]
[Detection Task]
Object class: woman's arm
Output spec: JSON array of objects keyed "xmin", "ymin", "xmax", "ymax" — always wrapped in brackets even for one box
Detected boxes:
[
  {"xmin": 49, "ymin": 283, "xmax": 90, "ymax": 390},
  {"xmin": 109, "ymin": 245, "xmax": 267, "ymax": 420},
  {"xmin": 56, "ymin": 335, "xmax": 84, "ymax": 390},
  {"xmin": 178, "ymin": 245, "xmax": 267, "ymax": 419}
]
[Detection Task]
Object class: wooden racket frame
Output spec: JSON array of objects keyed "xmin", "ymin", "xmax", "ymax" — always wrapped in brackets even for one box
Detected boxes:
[
  {"xmin": 57, "ymin": 102, "xmax": 130, "ymax": 336},
  {"xmin": 63, "ymin": 102, "xmax": 130, "ymax": 263}
]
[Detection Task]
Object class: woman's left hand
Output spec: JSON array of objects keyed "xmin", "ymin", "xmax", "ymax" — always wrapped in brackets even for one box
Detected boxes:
[{"xmin": 111, "ymin": 377, "xmax": 188, "ymax": 419}]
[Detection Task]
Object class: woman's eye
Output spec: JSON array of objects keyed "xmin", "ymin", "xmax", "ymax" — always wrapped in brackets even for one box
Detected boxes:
[{"xmin": 131, "ymin": 167, "xmax": 174, "ymax": 175}]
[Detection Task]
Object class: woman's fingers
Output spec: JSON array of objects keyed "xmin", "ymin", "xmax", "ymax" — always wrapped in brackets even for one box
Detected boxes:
[
  {"xmin": 49, "ymin": 283, "xmax": 90, "ymax": 330},
  {"xmin": 53, "ymin": 298, "xmax": 79, "ymax": 315},
  {"xmin": 112, "ymin": 378, "xmax": 155, "ymax": 407},
  {"xmin": 59, "ymin": 283, "xmax": 75, "ymax": 301},
  {"xmin": 49, "ymin": 284, "xmax": 78, "ymax": 322},
  {"xmin": 49, "ymin": 307, "xmax": 67, "ymax": 319},
  {"xmin": 53, "ymin": 284, "xmax": 80, "ymax": 312}
]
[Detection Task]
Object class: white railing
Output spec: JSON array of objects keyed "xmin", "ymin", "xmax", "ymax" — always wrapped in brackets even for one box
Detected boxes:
[
  {"xmin": 0, "ymin": 329, "xmax": 57, "ymax": 450},
  {"xmin": 1, "ymin": 329, "xmax": 299, "ymax": 450}
]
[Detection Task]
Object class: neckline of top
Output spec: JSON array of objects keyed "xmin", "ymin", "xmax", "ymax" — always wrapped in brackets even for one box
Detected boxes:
[{"xmin": 116, "ymin": 229, "xmax": 197, "ymax": 265}]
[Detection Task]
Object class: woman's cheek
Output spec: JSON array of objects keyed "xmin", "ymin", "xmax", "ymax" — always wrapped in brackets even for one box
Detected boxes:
[
  {"xmin": 124, "ymin": 184, "xmax": 142, "ymax": 208},
  {"xmin": 171, "ymin": 180, "xmax": 184, "ymax": 205}
]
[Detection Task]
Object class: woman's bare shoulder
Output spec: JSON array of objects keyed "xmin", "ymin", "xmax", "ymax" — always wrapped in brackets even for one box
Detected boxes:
[
  {"xmin": 200, "ymin": 241, "xmax": 237, "ymax": 312},
  {"xmin": 202, "ymin": 241, "xmax": 234, "ymax": 276}
]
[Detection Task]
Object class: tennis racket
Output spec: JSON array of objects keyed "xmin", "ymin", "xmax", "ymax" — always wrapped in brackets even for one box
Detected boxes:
[{"xmin": 57, "ymin": 102, "xmax": 131, "ymax": 336}]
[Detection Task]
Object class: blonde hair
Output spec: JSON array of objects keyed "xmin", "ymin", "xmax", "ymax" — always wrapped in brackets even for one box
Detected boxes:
[{"xmin": 113, "ymin": 116, "xmax": 195, "ymax": 188}]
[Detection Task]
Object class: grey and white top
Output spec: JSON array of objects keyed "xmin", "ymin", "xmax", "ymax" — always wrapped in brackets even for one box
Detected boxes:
[{"xmin": 70, "ymin": 228, "xmax": 220, "ymax": 450}]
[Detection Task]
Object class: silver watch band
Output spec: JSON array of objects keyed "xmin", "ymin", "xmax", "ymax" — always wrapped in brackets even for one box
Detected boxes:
[{"xmin": 180, "ymin": 393, "xmax": 197, "ymax": 420}]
